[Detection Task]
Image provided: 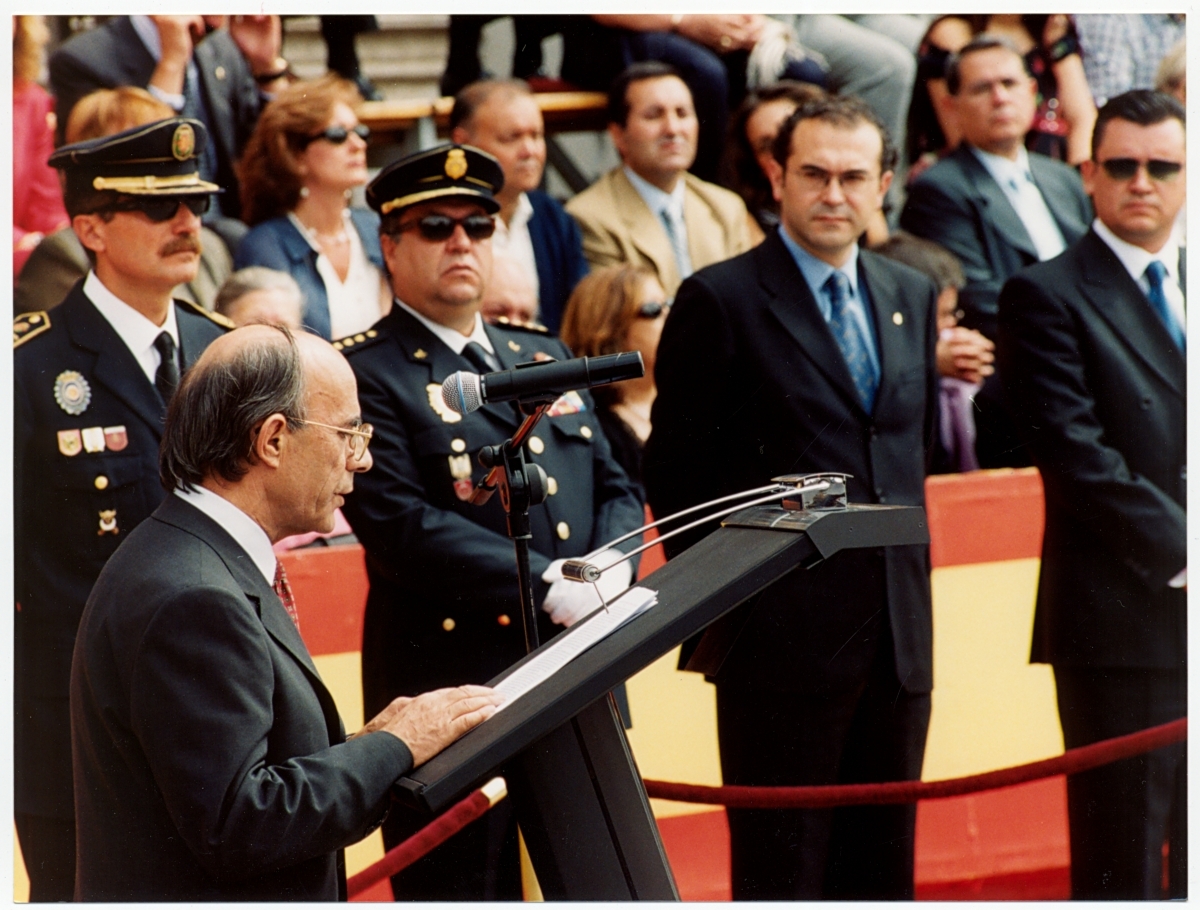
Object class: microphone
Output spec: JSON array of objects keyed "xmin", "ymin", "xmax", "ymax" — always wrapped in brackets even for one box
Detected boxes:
[{"xmin": 441, "ymin": 352, "xmax": 644, "ymax": 416}]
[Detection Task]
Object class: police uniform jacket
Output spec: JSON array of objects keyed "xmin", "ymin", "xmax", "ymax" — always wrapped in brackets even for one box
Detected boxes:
[
  {"xmin": 14, "ymin": 281, "xmax": 227, "ymax": 821},
  {"xmin": 340, "ymin": 307, "xmax": 644, "ymax": 718}
]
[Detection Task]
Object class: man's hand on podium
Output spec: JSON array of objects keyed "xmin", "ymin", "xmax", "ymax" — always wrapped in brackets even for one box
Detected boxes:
[{"xmin": 353, "ymin": 685, "xmax": 505, "ymax": 766}]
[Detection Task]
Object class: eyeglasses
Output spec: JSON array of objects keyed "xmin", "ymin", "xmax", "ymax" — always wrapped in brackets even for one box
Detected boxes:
[
  {"xmin": 637, "ymin": 300, "xmax": 672, "ymax": 319},
  {"xmin": 1098, "ymin": 158, "xmax": 1183, "ymax": 182},
  {"xmin": 295, "ymin": 419, "xmax": 374, "ymax": 461},
  {"xmin": 103, "ymin": 194, "xmax": 212, "ymax": 222},
  {"xmin": 302, "ymin": 123, "xmax": 371, "ymax": 147},
  {"xmin": 394, "ymin": 214, "xmax": 496, "ymax": 243}
]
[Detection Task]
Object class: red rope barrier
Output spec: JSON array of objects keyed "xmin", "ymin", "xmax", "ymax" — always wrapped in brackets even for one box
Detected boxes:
[
  {"xmin": 644, "ymin": 717, "xmax": 1186, "ymax": 808},
  {"xmin": 346, "ymin": 778, "xmax": 506, "ymax": 899}
]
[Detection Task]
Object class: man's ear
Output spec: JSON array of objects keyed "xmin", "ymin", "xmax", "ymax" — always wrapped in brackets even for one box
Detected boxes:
[
  {"xmin": 72, "ymin": 214, "xmax": 107, "ymax": 256},
  {"xmin": 766, "ymin": 158, "xmax": 785, "ymax": 204},
  {"xmin": 252, "ymin": 413, "xmax": 290, "ymax": 469},
  {"xmin": 1079, "ymin": 159, "xmax": 1097, "ymax": 197},
  {"xmin": 450, "ymin": 125, "xmax": 469, "ymax": 146},
  {"xmin": 608, "ymin": 122, "xmax": 627, "ymax": 161}
]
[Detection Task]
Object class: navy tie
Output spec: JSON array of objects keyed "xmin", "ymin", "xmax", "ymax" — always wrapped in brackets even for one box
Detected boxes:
[
  {"xmin": 1145, "ymin": 261, "xmax": 1186, "ymax": 353},
  {"xmin": 824, "ymin": 271, "xmax": 877, "ymax": 411},
  {"xmin": 154, "ymin": 331, "xmax": 180, "ymax": 404}
]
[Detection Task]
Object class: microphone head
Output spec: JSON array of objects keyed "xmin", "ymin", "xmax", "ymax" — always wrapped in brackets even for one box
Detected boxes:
[{"xmin": 441, "ymin": 371, "xmax": 484, "ymax": 416}]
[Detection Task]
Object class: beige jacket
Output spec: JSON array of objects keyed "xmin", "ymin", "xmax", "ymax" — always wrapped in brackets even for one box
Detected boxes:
[{"xmin": 565, "ymin": 167, "xmax": 759, "ymax": 295}]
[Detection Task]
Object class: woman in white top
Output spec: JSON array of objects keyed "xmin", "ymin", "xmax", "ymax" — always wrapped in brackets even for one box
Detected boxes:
[{"xmin": 235, "ymin": 75, "xmax": 390, "ymax": 340}]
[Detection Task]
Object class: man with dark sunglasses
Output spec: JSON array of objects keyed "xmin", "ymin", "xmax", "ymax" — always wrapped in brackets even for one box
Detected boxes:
[
  {"xmin": 14, "ymin": 116, "xmax": 230, "ymax": 900},
  {"xmin": 340, "ymin": 144, "xmax": 643, "ymax": 901},
  {"xmin": 900, "ymin": 34, "xmax": 1093, "ymax": 469},
  {"xmin": 998, "ymin": 89, "xmax": 1186, "ymax": 900}
]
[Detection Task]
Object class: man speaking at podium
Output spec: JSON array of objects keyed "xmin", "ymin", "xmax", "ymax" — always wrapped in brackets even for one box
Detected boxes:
[
  {"xmin": 339, "ymin": 145, "xmax": 643, "ymax": 900},
  {"xmin": 646, "ymin": 94, "xmax": 938, "ymax": 900},
  {"xmin": 71, "ymin": 326, "xmax": 502, "ymax": 900}
]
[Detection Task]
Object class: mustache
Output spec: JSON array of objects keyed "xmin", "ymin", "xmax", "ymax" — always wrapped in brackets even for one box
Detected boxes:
[{"xmin": 159, "ymin": 236, "xmax": 202, "ymax": 257}]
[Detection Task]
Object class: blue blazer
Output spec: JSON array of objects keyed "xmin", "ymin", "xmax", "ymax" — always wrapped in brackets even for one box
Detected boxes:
[
  {"xmin": 527, "ymin": 190, "xmax": 588, "ymax": 333},
  {"xmin": 234, "ymin": 208, "xmax": 384, "ymax": 340}
]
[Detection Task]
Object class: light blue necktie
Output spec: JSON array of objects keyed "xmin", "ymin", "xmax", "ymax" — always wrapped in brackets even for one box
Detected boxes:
[
  {"xmin": 825, "ymin": 271, "xmax": 877, "ymax": 411},
  {"xmin": 660, "ymin": 206, "xmax": 693, "ymax": 280},
  {"xmin": 1145, "ymin": 260, "xmax": 1186, "ymax": 353}
]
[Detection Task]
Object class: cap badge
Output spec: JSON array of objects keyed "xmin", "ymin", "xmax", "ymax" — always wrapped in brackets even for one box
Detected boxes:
[
  {"xmin": 54, "ymin": 370, "xmax": 92, "ymax": 416},
  {"xmin": 445, "ymin": 148, "xmax": 468, "ymax": 180},
  {"xmin": 172, "ymin": 123, "xmax": 196, "ymax": 161}
]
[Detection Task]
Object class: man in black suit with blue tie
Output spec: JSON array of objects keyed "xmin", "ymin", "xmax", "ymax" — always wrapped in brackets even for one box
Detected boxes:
[
  {"xmin": 998, "ymin": 90, "xmax": 1186, "ymax": 899},
  {"xmin": 645, "ymin": 94, "xmax": 938, "ymax": 900}
]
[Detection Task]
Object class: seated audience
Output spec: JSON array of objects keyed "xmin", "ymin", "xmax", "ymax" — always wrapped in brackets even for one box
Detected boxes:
[
  {"xmin": 900, "ymin": 34, "xmax": 1091, "ymax": 468},
  {"xmin": 480, "ymin": 255, "xmax": 540, "ymax": 328},
  {"xmin": 723, "ymin": 81, "xmax": 826, "ymax": 233},
  {"xmin": 1075, "ymin": 14, "xmax": 1186, "ymax": 107},
  {"xmin": 49, "ymin": 14, "xmax": 290, "ymax": 240},
  {"xmin": 14, "ymin": 87, "xmax": 232, "ymax": 314},
  {"xmin": 873, "ymin": 232, "xmax": 994, "ymax": 473},
  {"xmin": 560, "ymin": 264, "xmax": 669, "ymax": 497},
  {"xmin": 214, "ymin": 267, "xmax": 304, "ymax": 329},
  {"xmin": 566, "ymin": 62, "xmax": 760, "ymax": 298},
  {"xmin": 235, "ymin": 75, "xmax": 389, "ymax": 340},
  {"xmin": 449, "ymin": 79, "xmax": 588, "ymax": 333},
  {"xmin": 13, "ymin": 16, "xmax": 69, "ymax": 279}
]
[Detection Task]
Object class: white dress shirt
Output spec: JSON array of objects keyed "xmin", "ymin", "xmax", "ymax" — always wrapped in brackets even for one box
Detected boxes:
[
  {"xmin": 174, "ymin": 484, "xmax": 277, "ymax": 586},
  {"xmin": 84, "ymin": 271, "xmax": 180, "ymax": 386},
  {"xmin": 971, "ymin": 145, "xmax": 1067, "ymax": 261},
  {"xmin": 491, "ymin": 192, "xmax": 541, "ymax": 305}
]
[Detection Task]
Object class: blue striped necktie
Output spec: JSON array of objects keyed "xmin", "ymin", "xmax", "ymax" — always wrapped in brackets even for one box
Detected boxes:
[
  {"xmin": 1145, "ymin": 260, "xmax": 1185, "ymax": 353},
  {"xmin": 825, "ymin": 271, "xmax": 877, "ymax": 411}
]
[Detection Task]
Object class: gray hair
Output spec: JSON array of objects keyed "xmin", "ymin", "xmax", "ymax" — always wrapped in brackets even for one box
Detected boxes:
[
  {"xmin": 215, "ymin": 267, "xmax": 304, "ymax": 322},
  {"xmin": 160, "ymin": 325, "xmax": 307, "ymax": 491}
]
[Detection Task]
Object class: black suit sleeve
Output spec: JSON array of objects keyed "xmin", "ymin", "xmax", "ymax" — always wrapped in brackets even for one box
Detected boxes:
[
  {"xmin": 997, "ymin": 273, "xmax": 1186, "ymax": 588},
  {"xmin": 129, "ymin": 583, "xmax": 410, "ymax": 882},
  {"xmin": 644, "ymin": 271, "xmax": 742, "ymax": 555}
]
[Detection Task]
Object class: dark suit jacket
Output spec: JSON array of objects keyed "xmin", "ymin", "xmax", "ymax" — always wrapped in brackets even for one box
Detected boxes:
[
  {"xmin": 526, "ymin": 189, "xmax": 588, "ymax": 334},
  {"xmin": 340, "ymin": 310, "xmax": 644, "ymax": 717},
  {"xmin": 49, "ymin": 17, "xmax": 263, "ymax": 220},
  {"xmin": 644, "ymin": 232, "xmax": 939, "ymax": 694},
  {"xmin": 234, "ymin": 208, "xmax": 384, "ymax": 340},
  {"xmin": 900, "ymin": 144, "xmax": 1091, "ymax": 339},
  {"xmin": 997, "ymin": 231, "xmax": 1186, "ymax": 670},
  {"xmin": 14, "ymin": 283, "xmax": 227, "ymax": 821},
  {"xmin": 71, "ymin": 495, "xmax": 410, "ymax": 900}
]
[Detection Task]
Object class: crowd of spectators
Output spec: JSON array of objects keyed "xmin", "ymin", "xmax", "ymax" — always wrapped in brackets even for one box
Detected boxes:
[{"xmin": 12, "ymin": 11, "xmax": 1186, "ymax": 904}]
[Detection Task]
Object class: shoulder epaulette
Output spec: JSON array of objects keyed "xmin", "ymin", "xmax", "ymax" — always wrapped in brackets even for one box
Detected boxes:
[
  {"xmin": 14, "ymin": 311, "xmax": 52, "ymax": 348},
  {"xmin": 332, "ymin": 326, "xmax": 385, "ymax": 354},
  {"xmin": 176, "ymin": 298, "xmax": 235, "ymax": 330},
  {"xmin": 493, "ymin": 316, "xmax": 550, "ymax": 335}
]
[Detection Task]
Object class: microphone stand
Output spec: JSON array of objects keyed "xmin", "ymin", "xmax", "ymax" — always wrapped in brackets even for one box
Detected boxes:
[{"xmin": 470, "ymin": 397, "xmax": 556, "ymax": 654}]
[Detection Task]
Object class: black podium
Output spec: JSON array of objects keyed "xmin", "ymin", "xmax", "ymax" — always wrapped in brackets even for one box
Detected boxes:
[{"xmin": 393, "ymin": 500, "xmax": 929, "ymax": 899}]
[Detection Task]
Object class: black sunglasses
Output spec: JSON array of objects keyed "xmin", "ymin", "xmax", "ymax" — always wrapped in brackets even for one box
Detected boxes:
[
  {"xmin": 1098, "ymin": 158, "xmax": 1183, "ymax": 182},
  {"xmin": 637, "ymin": 300, "xmax": 672, "ymax": 319},
  {"xmin": 302, "ymin": 123, "xmax": 370, "ymax": 147},
  {"xmin": 104, "ymin": 194, "xmax": 212, "ymax": 222},
  {"xmin": 395, "ymin": 214, "xmax": 496, "ymax": 242}
]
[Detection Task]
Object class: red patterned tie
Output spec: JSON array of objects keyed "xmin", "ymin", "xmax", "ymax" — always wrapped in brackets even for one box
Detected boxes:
[{"xmin": 273, "ymin": 561, "xmax": 301, "ymax": 633}]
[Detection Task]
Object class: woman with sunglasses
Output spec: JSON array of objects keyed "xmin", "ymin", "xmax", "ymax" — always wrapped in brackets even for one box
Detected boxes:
[
  {"xmin": 560, "ymin": 264, "xmax": 669, "ymax": 500},
  {"xmin": 235, "ymin": 75, "xmax": 389, "ymax": 340}
]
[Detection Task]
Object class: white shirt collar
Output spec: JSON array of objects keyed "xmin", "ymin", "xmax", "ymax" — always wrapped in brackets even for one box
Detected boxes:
[
  {"xmin": 1092, "ymin": 218, "xmax": 1182, "ymax": 286},
  {"xmin": 174, "ymin": 485, "xmax": 277, "ymax": 586},
  {"xmin": 970, "ymin": 144, "xmax": 1033, "ymax": 188},
  {"xmin": 508, "ymin": 191, "xmax": 535, "ymax": 233},
  {"xmin": 623, "ymin": 165, "xmax": 686, "ymax": 219},
  {"xmin": 83, "ymin": 271, "xmax": 180, "ymax": 385},
  {"xmin": 395, "ymin": 301, "xmax": 495, "ymax": 357}
]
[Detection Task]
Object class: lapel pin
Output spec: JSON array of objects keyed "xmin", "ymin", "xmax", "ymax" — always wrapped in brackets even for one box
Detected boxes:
[
  {"xmin": 57, "ymin": 429, "xmax": 82, "ymax": 457},
  {"xmin": 98, "ymin": 510, "xmax": 119, "ymax": 535}
]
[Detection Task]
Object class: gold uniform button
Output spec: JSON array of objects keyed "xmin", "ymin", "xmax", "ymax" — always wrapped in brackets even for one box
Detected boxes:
[
  {"xmin": 366, "ymin": 329, "xmax": 378, "ymax": 338},
  {"xmin": 94, "ymin": 475, "xmax": 109, "ymax": 490},
  {"xmin": 528, "ymin": 435, "xmax": 545, "ymax": 454},
  {"xmin": 556, "ymin": 522, "xmax": 570, "ymax": 540},
  {"xmin": 892, "ymin": 311, "xmax": 904, "ymax": 326},
  {"xmin": 547, "ymin": 476, "xmax": 558, "ymax": 496},
  {"xmin": 497, "ymin": 614, "xmax": 511, "ymax": 626},
  {"xmin": 451, "ymin": 438, "xmax": 467, "ymax": 453},
  {"xmin": 442, "ymin": 618, "xmax": 456, "ymax": 632},
  {"xmin": 580, "ymin": 425, "xmax": 593, "ymax": 439}
]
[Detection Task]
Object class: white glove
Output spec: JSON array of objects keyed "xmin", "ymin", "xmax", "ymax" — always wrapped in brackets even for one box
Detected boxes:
[{"xmin": 541, "ymin": 550, "xmax": 634, "ymax": 627}]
